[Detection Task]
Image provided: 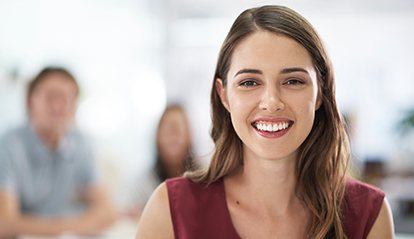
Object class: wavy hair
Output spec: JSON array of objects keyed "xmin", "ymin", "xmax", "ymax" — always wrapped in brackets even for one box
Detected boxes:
[{"xmin": 186, "ymin": 5, "xmax": 350, "ymax": 239}]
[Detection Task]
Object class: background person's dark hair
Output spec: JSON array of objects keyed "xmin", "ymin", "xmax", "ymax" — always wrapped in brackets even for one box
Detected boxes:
[
  {"xmin": 154, "ymin": 104, "xmax": 197, "ymax": 182},
  {"xmin": 27, "ymin": 66, "xmax": 80, "ymax": 105}
]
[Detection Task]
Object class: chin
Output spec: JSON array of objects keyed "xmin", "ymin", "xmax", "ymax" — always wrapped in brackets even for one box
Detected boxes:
[
  {"xmin": 251, "ymin": 145, "xmax": 297, "ymax": 161},
  {"xmin": 48, "ymin": 123, "xmax": 71, "ymax": 133}
]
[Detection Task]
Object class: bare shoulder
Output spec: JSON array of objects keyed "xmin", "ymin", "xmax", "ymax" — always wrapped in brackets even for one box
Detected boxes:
[
  {"xmin": 367, "ymin": 197, "xmax": 395, "ymax": 239},
  {"xmin": 136, "ymin": 182, "xmax": 174, "ymax": 239}
]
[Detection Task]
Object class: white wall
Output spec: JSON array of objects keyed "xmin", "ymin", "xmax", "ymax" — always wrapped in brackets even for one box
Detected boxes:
[{"xmin": 1, "ymin": 0, "xmax": 414, "ymax": 204}]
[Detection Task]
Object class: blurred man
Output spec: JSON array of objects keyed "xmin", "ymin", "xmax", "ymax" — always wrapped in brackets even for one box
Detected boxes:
[{"xmin": 0, "ymin": 67, "xmax": 116, "ymax": 237}]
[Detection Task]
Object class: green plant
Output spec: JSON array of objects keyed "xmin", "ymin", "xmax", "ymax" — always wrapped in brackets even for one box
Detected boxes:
[{"xmin": 399, "ymin": 109, "xmax": 414, "ymax": 135}]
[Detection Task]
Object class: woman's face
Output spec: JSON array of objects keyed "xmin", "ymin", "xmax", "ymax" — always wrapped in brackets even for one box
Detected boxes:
[
  {"xmin": 157, "ymin": 109, "xmax": 191, "ymax": 163},
  {"xmin": 217, "ymin": 31, "xmax": 320, "ymax": 161}
]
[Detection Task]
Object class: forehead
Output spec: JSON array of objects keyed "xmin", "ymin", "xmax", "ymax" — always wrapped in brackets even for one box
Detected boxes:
[
  {"xmin": 228, "ymin": 31, "xmax": 314, "ymax": 76},
  {"xmin": 34, "ymin": 73, "xmax": 78, "ymax": 93},
  {"xmin": 162, "ymin": 109, "xmax": 186, "ymax": 123}
]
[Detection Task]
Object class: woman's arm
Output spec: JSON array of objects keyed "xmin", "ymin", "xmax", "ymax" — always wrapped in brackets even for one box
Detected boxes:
[
  {"xmin": 367, "ymin": 197, "xmax": 395, "ymax": 239},
  {"xmin": 136, "ymin": 182, "xmax": 174, "ymax": 239}
]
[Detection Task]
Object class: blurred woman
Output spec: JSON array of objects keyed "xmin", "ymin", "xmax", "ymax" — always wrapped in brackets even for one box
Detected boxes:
[
  {"xmin": 154, "ymin": 104, "xmax": 195, "ymax": 181},
  {"xmin": 127, "ymin": 104, "xmax": 196, "ymax": 217}
]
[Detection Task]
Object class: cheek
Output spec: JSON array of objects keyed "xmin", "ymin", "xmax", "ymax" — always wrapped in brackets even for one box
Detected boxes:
[
  {"xmin": 31, "ymin": 100, "xmax": 49, "ymax": 116},
  {"xmin": 291, "ymin": 96, "xmax": 317, "ymax": 133},
  {"xmin": 68, "ymin": 104, "xmax": 77, "ymax": 115},
  {"xmin": 227, "ymin": 89, "xmax": 259, "ymax": 112},
  {"xmin": 227, "ymin": 91, "xmax": 257, "ymax": 124}
]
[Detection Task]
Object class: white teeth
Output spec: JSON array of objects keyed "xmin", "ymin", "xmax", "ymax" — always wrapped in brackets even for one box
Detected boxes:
[
  {"xmin": 255, "ymin": 121, "xmax": 290, "ymax": 132},
  {"xmin": 259, "ymin": 124, "xmax": 265, "ymax": 131},
  {"xmin": 266, "ymin": 124, "xmax": 272, "ymax": 131}
]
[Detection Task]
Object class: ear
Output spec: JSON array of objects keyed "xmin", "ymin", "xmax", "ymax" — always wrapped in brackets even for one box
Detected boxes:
[{"xmin": 215, "ymin": 78, "xmax": 230, "ymax": 111}]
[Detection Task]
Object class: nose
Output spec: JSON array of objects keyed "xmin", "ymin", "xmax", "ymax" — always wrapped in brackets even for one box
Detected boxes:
[
  {"xmin": 49, "ymin": 94, "xmax": 74, "ymax": 113},
  {"xmin": 259, "ymin": 84, "xmax": 285, "ymax": 112}
]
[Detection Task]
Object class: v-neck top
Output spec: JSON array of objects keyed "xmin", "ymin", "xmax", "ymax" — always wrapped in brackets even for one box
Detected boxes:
[{"xmin": 166, "ymin": 177, "xmax": 385, "ymax": 239}]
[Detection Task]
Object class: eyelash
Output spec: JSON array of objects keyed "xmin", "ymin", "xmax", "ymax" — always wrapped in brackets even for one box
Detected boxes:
[
  {"xmin": 238, "ymin": 78, "xmax": 305, "ymax": 88},
  {"xmin": 283, "ymin": 79, "xmax": 305, "ymax": 86},
  {"xmin": 239, "ymin": 80, "xmax": 259, "ymax": 87}
]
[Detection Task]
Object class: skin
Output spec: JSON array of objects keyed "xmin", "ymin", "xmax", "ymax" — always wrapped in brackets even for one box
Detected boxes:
[
  {"xmin": 136, "ymin": 183, "xmax": 174, "ymax": 239},
  {"xmin": 0, "ymin": 73, "xmax": 117, "ymax": 237},
  {"xmin": 126, "ymin": 109, "xmax": 191, "ymax": 219},
  {"xmin": 367, "ymin": 198, "xmax": 395, "ymax": 239},
  {"xmin": 157, "ymin": 109, "xmax": 191, "ymax": 176},
  {"xmin": 217, "ymin": 31, "xmax": 319, "ymax": 239},
  {"xmin": 136, "ymin": 31, "xmax": 394, "ymax": 238},
  {"xmin": 28, "ymin": 73, "xmax": 78, "ymax": 149}
]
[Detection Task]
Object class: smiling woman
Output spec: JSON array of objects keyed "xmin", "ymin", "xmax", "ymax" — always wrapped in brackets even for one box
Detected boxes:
[{"xmin": 136, "ymin": 5, "xmax": 394, "ymax": 239}]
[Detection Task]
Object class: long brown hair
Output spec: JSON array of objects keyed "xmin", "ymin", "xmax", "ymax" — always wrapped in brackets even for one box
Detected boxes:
[
  {"xmin": 186, "ymin": 5, "xmax": 350, "ymax": 239},
  {"xmin": 155, "ymin": 104, "xmax": 197, "ymax": 181}
]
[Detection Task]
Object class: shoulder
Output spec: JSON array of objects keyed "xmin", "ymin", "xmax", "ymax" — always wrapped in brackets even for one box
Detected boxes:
[
  {"xmin": 136, "ymin": 182, "xmax": 174, "ymax": 239},
  {"xmin": 165, "ymin": 176, "xmax": 222, "ymax": 204},
  {"xmin": 165, "ymin": 176, "xmax": 199, "ymax": 192},
  {"xmin": 345, "ymin": 177, "xmax": 385, "ymax": 198},
  {"xmin": 343, "ymin": 177, "xmax": 387, "ymax": 238},
  {"xmin": 367, "ymin": 197, "xmax": 394, "ymax": 239},
  {"xmin": 163, "ymin": 177, "xmax": 233, "ymax": 238},
  {"xmin": 0, "ymin": 126, "xmax": 26, "ymax": 149},
  {"xmin": 344, "ymin": 177, "xmax": 385, "ymax": 214},
  {"xmin": 0, "ymin": 126, "xmax": 28, "ymax": 163},
  {"xmin": 165, "ymin": 176, "xmax": 220, "ymax": 191},
  {"xmin": 137, "ymin": 178, "xmax": 200, "ymax": 239}
]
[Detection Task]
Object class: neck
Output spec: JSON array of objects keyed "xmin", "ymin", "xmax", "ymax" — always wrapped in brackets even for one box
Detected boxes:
[
  {"xmin": 229, "ymin": 148, "xmax": 300, "ymax": 216},
  {"xmin": 162, "ymin": 156, "xmax": 185, "ymax": 178},
  {"xmin": 33, "ymin": 125, "xmax": 64, "ymax": 150}
]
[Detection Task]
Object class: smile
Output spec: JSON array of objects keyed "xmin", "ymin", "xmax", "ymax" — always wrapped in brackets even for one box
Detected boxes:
[{"xmin": 251, "ymin": 120, "xmax": 294, "ymax": 138}]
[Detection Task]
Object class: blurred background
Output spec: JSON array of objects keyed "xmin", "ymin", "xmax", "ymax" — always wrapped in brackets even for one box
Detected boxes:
[{"xmin": 1, "ymin": 0, "xmax": 414, "ymax": 238}]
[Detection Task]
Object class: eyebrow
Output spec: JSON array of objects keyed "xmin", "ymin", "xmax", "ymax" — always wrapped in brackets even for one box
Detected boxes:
[
  {"xmin": 280, "ymin": 67, "xmax": 309, "ymax": 74},
  {"xmin": 234, "ymin": 69, "xmax": 263, "ymax": 77},
  {"xmin": 234, "ymin": 67, "xmax": 309, "ymax": 77}
]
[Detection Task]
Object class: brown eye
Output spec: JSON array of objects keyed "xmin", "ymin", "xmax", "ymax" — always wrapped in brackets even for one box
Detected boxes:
[
  {"xmin": 284, "ymin": 79, "xmax": 304, "ymax": 86},
  {"xmin": 240, "ymin": 80, "xmax": 258, "ymax": 87}
]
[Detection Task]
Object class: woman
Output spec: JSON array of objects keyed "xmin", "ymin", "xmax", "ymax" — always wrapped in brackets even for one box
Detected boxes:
[
  {"xmin": 154, "ymin": 104, "xmax": 195, "ymax": 182},
  {"xmin": 136, "ymin": 6, "xmax": 394, "ymax": 239},
  {"xmin": 127, "ymin": 104, "xmax": 196, "ymax": 217}
]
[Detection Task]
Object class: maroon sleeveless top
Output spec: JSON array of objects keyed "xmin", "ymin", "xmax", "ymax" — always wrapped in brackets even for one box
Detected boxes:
[{"xmin": 166, "ymin": 177, "xmax": 385, "ymax": 239}]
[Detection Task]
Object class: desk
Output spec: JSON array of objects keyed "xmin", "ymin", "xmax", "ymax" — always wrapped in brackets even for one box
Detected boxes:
[{"xmin": 19, "ymin": 218, "xmax": 138, "ymax": 239}]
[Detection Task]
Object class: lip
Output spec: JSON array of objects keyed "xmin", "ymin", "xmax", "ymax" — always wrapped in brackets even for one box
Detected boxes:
[
  {"xmin": 251, "ymin": 116, "xmax": 294, "ymax": 124},
  {"xmin": 251, "ymin": 116, "xmax": 294, "ymax": 139}
]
